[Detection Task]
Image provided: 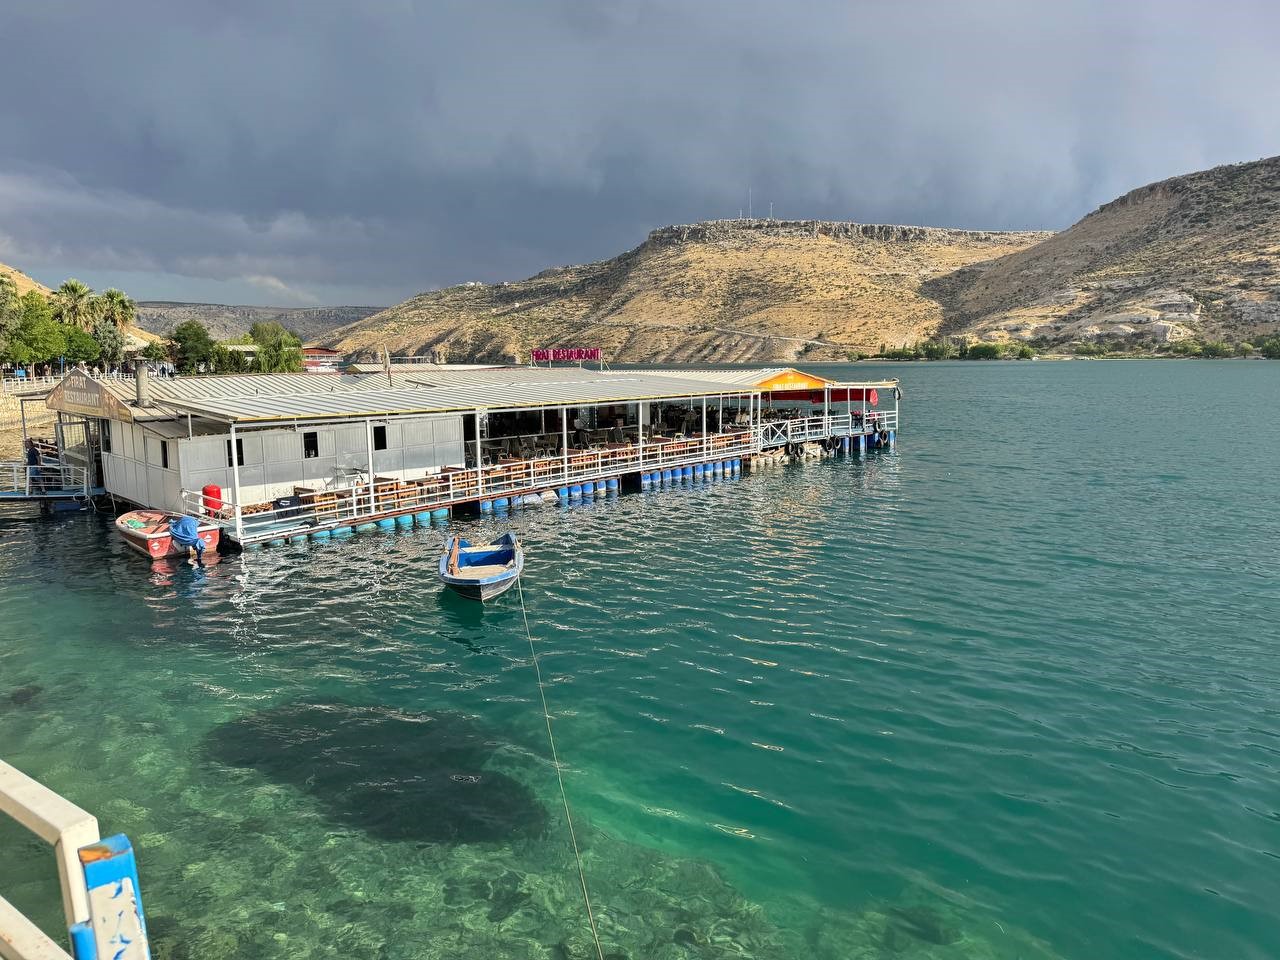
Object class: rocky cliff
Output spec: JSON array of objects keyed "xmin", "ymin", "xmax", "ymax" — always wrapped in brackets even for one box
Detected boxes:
[
  {"xmin": 929, "ymin": 155, "xmax": 1280, "ymax": 345},
  {"xmin": 322, "ymin": 220, "xmax": 1048, "ymax": 362}
]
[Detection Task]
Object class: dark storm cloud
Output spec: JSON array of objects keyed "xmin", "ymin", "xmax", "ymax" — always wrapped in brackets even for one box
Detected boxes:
[{"xmin": 2, "ymin": 0, "xmax": 1278, "ymax": 305}]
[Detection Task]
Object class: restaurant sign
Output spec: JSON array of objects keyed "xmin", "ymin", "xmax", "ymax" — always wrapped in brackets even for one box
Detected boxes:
[
  {"xmin": 46, "ymin": 371, "xmax": 135, "ymax": 422},
  {"xmin": 530, "ymin": 347, "xmax": 601, "ymax": 363}
]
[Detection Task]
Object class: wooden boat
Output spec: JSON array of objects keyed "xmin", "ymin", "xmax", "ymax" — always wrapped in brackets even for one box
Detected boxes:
[
  {"xmin": 115, "ymin": 509, "xmax": 220, "ymax": 560},
  {"xmin": 438, "ymin": 532, "xmax": 523, "ymax": 601}
]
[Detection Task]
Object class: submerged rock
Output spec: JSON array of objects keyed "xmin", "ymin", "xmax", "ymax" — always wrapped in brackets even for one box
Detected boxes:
[
  {"xmin": 203, "ymin": 700, "xmax": 548, "ymax": 844},
  {"xmin": 7, "ymin": 683, "xmax": 42, "ymax": 706}
]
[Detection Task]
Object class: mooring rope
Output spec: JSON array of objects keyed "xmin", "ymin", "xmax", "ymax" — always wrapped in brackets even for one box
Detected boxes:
[{"xmin": 515, "ymin": 575, "xmax": 606, "ymax": 960}]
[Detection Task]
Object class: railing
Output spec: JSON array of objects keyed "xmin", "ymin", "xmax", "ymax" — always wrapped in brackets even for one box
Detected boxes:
[
  {"xmin": 177, "ymin": 412, "xmax": 900, "ymax": 543},
  {"xmin": 181, "ymin": 430, "xmax": 758, "ymax": 542},
  {"xmin": 757, "ymin": 410, "xmax": 899, "ymax": 447},
  {"xmin": 1, "ymin": 372, "xmax": 136, "ymax": 395},
  {"xmin": 0, "ymin": 759, "xmax": 151, "ymax": 960},
  {"xmin": 0, "ymin": 463, "xmax": 88, "ymax": 497}
]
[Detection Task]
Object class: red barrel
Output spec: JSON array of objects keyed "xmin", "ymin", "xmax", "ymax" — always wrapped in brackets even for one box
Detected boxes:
[{"xmin": 202, "ymin": 484, "xmax": 223, "ymax": 512}]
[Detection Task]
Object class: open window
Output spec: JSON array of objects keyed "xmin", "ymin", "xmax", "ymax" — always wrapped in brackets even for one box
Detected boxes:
[
  {"xmin": 226, "ymin": 437, "xmax": 244, "ymax": 467},
  {"xmin": 303, "ymin": 431, "xmax": 320, "ymax": 459},
  {"xmin": 373, "ymin": 425, "xmax": 388, "ymax": 451}
]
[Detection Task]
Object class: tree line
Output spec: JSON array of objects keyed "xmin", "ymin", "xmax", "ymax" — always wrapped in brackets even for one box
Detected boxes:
[
  {"xmin": 166, "ymin": 319, "xmax": 305, "ymax": 374},
  {"xmin": 0, "ymin": 277, "xmax": 133, "ymax": 370},
  {"xmin": 0, "ymin": 275, "xmax": 306, "ymax": 375}
]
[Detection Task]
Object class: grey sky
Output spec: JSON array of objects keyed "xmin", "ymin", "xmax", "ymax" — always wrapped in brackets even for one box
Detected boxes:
[{"xmin": 2, "ymin": 0, "xmax": 1277, "ymax": 306}]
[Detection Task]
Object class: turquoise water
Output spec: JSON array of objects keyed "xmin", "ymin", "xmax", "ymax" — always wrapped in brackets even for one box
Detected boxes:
[{"xmin": 2, "ymin": 360, "xmax": 1278, "ymax": 960}]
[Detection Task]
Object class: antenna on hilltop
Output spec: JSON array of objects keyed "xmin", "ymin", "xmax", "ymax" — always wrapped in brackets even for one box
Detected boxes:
[{"xmin": 748, "ymin": 186, "xmax": 753, "ymax": 218}]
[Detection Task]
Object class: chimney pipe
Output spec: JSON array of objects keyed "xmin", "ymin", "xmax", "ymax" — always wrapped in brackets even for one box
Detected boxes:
[{"xmin": 136, "ymin": 364, "xmax": 153, "ymax": 408}]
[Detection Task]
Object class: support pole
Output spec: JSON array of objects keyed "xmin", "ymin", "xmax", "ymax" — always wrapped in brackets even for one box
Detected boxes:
[
  {"xmin": 365, "ymin": 418, "xmax": 376, "ymax": 514},
  {"xmin": 823, "ymin": 386, "xmax": 830, "ymax": 435},
  {"xmin": 637, "ymin": 401, "xmax": 645, "ymax": 467},
  {"xmin": 701, "ymin": 396, "xmax": 707, "ymax": 458},
  {"xmin": 230, "ymin": 422, "xmax": 244, "ymax": 541},
  {"xmin": 561, "ymin": 406, "xmax": 569, "ymax": 484},
  {"xmin": 475, "ymin": 410, "xmax": 485, "ymax": 497}
]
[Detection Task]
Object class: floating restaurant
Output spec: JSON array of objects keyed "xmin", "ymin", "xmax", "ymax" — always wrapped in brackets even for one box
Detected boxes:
[{"xmin": 20, "ymin": 364, "xmax": 899, "ymax": 548}]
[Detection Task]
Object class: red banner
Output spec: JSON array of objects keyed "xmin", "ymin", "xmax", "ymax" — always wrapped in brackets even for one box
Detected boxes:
[{"xmin": 531, "ymin": 348, "xmax": 601, "ymax": 363}]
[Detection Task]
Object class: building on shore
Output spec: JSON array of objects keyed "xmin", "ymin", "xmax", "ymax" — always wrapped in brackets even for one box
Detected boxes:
[{"xmin": 31, "ymin": 365, "xmax": 898, "ymax": 547}]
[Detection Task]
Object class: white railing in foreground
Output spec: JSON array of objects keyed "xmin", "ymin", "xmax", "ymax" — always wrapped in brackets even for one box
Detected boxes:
[
  {"xmin": 0, "ymin": 760, "xmax": 99, "ymax": 960},
  {"xmin": 0, "ymin": 464, "xmax": 88, "ymax": 496}
]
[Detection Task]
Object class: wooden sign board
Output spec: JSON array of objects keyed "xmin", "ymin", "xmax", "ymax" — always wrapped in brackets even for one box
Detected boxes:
[{"xmin": 45, "ymin": 372, "xmax": 135, "ymax": 422}]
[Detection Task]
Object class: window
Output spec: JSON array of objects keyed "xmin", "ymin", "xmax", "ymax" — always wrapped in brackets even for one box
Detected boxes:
[
  {"xmin": 303, "ymin": 431, "xmax": 320, "ymax": 459},
  {"xmin": 99, "ymin": 419, "xmax": 112, "ymax": 453},
  {"xmin": 226, "ymin": 437, "xmax": 244, "ymax": 467},
  {"xmin": 160, "ymin": 440, "xmax": 170, "ymax": 470},
  {"xmin": 373, "ymin": 425, "xmax": 388, "ymax": 451}
]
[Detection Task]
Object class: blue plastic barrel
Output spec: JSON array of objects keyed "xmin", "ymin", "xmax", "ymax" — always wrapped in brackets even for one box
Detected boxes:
[
  {"xmin": 432, "ymin": 508, "xmax": 450, "ymax": 520},
  {"xmin": 595, "ymin": 480, "xmax": 607, "ymax": 494},
  {"xmin": 661, "ymin": 469, "xmax": 672, "ymax": 484},
  {"xmin": 494, "ymin": 497, "xmax": 510, "ymax": 510},
  {"xmin": 569, "ymin": 484, "xmax": 583, "ymax": 499},
  {"xmin": 377, "ymin": 517, "xmax": 396, "ymax": 529},
  {"xmin": 480, "ymin": 499, "xmax": 493, "ymax": 513},
  {"xmin": 681, "ymin": 465, "xmax": 692, "ymax": 480},
  {"xmin": 312, "ymin": 528, "xmax": 332, "ymax": 539},
  {"xmin": 356, "ymin": 522, "xmax": 377, "ymax": 532},
  {"xmin": 888, "ymin": 430, "xmax": 896, "ymax": 447},
  {"xmin": 556, "ymin": 486, "xmax": 569, "ymax": 500},
  {"xmin": 606, "ymin": 477, "xmax": 619, "ymax": 490},
  {"xmin": 415, "ymin": 511, "xmax": 433, "ymax": 523},
  {"xmin": 332, "ymin": 526, "xmax": 353, "ymax": 537}
]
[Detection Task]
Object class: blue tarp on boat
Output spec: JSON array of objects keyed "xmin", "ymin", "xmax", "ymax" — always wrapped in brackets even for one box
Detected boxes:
[{"xmin": 168, "ymin": 515, "xmax": 205, "ymax": 554}]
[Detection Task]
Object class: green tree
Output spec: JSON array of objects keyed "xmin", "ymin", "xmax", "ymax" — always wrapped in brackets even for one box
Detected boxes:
[
  {"xmin": 93, "ymin": 317, "xmax": 128, "ymax": 365},
  {"xmin": 0, "ymin": 275, "xmax": 19, "ymax": 353},
  {"xmin": 142, "ymin": 341, "xmax": 170, "ymax": 363},
  {"xmin": 169, "ymin": 320, "xmax": 216, "ymax": 373},
  {"xmin": 94, "ymin": 288, "xmax": 136, "ymax": 329},
  {"xmin": 52, "ymin": 279, "xmax": 98, "ymax": 331},
  {"xmin": 4, "ymin": 291, "xmax": 66, "ymax": 366},
  {"xmin": 64, "ymin": 326, "xmax": 101, "ymax": 364},
  {"xmin": 249, "ymin": 320, "xmax": 304, "ymax": 373},
  {"xmin": 212, "ymin": 344, "xmax": 250, "ymax": 373},
  {"xmin": 1256, "ymin": 335, "xmax": 1280, "ymax": 359},
  {"xmin": 1199, "ymin": 340, "xmax": 1234, "ymax": 358},
  {"xmin": 920, "ymin": 338, "xmax": 958, "ymax": 360},
  {"xmin": 966, "ymin": 342, "xmax": 1005, "ymax": 359}
]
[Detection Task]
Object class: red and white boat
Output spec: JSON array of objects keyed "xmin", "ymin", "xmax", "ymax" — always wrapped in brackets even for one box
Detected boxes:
[{"xmin": 115, "ymin": 509, "xmax": 220, "ymax": 559}]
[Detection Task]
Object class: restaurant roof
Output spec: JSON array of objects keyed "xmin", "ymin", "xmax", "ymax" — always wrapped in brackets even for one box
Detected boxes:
[{"xmin": 156, "ymin": 370, "xmax": 761, "ymax": 424}]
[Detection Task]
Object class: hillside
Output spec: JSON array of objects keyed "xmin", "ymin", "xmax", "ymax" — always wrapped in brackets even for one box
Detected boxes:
[
  {"xmin": 0, "ymin": 261, "xmax": 51, "ymax": 297},
  {"xmin": 323, "ymin": 221, "xmax": 1049, "ymax": 363},
  {"xmin": 134, "ymin": 303, "xmax": 380, "ymax": 343},
  {"xmin": 929, "ymin": 155, "xmax": 1280, "ymax": 345}
]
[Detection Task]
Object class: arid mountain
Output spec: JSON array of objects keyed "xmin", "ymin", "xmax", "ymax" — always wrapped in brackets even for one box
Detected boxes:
[
  {"xmin": 134, "ymin": 302, "xmax": 381, "ymax": 343},
  {"xmin": 323, "ymin": 221, "xmax": 1049, "ymax": 363},
  {"xmin": 930, "ymin": 155, "xmax": 1280, "ymax": 345},
  {"xmin": 0, "ymin": 261, "xmax": 51, "ymax": 297}
]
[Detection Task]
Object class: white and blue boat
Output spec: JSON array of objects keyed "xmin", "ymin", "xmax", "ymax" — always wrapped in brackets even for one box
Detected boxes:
[{"xmin": 438, "ymin": 532, "xmax": 523, "ymax": 601}]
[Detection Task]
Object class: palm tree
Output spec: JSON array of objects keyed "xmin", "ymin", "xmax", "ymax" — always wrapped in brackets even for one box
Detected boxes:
[
  {"xmin": 52, "ymin": 279, "xmax": 97, "ymax": 331},
  {"xmin": 95, "ymin": 288, "xmax": 136, "ymax": 329}
]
